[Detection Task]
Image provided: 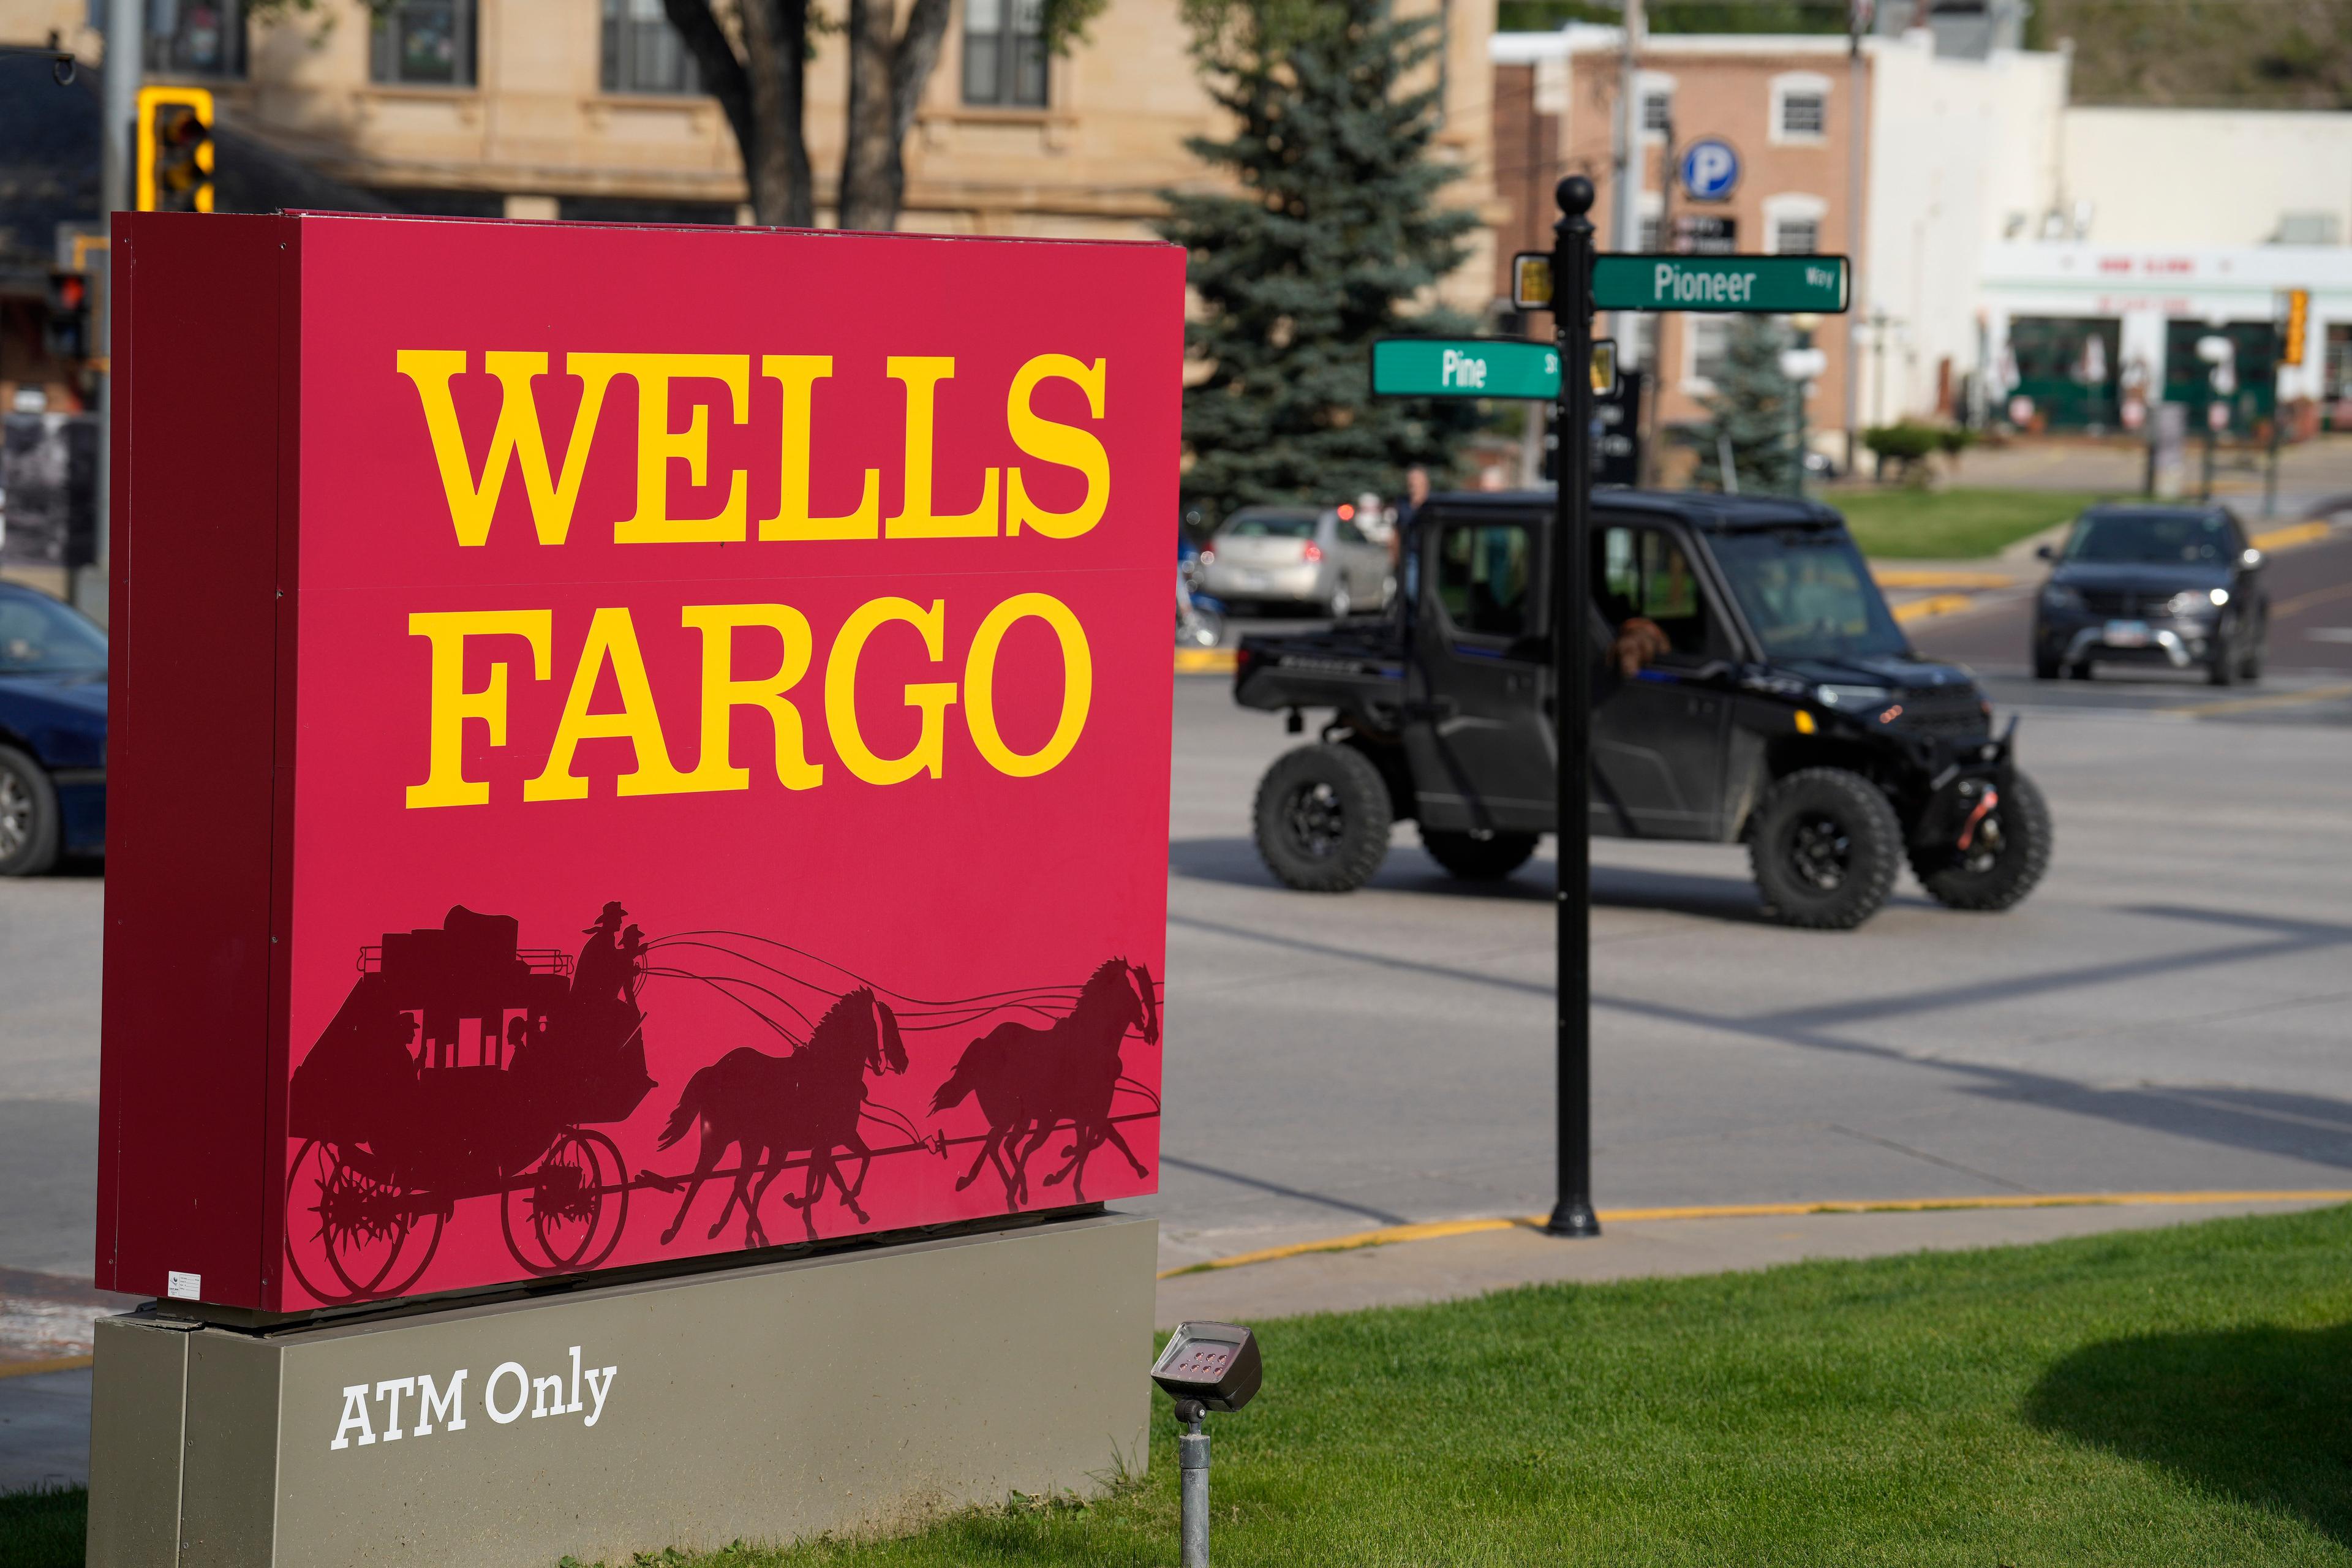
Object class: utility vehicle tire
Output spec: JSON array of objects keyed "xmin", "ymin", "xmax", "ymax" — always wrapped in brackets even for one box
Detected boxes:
[
  {"xmin": 1253, "ymin": 743, "xmax": 1392, "ymax": 892},
  {"xmin": 1420, "ymin": 827, "xmax": 1539, "ymax": 881},
  {"xmin": 2032, "ymin": 652, "xmax": 2060, "ymax": 680},
  {"xmin": 1748, "ymin": 767, "xmax": 1902, "ymax": 930},
  {"xmin": 0, "ymin": 745, "xmax": 61, "ymax": 878},
  {"xmin": 1909, "ymin": 768, "xmax": 2052, "ymax": 913}
]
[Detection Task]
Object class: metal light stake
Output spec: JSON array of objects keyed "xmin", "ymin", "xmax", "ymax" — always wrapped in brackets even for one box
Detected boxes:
[
  {"xmin": 1150, "ymin": 1321, "xmax": 1263, "ymax": 1568},
  {"xmin": 1177, "ymin": 1398, "xmax": 1211, "ymax": 1567}
]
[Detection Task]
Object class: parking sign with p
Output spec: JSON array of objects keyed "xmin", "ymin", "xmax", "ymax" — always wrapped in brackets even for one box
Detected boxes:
[{"xmin": 1679, "ymin": 138, "xmax": 1741, "ymax": 203}]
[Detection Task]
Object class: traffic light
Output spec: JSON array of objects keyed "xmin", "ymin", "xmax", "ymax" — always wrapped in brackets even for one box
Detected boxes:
[
  {"xmin": 44, "ymin": 270, "xmax": 89, "ymax": 358},
  {"xmin": 136, "ymin": 85, "xmax": 215, "ymax": 213}
]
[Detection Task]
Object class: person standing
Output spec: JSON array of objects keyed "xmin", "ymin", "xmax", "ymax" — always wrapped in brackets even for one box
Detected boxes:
[{"xmin": 1393, "ymin": 464, "xmax": 1431, "ymax": 567}]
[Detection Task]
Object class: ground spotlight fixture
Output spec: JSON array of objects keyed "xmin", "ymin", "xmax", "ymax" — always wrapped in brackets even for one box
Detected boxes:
[{"xmin": 1152, "ymin": 1321, "xmax": 1261, "ymax": 1567}]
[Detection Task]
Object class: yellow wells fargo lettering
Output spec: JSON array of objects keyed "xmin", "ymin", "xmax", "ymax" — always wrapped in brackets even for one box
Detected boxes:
[
  {"xmin": 404, "ymin": 596, "xmax": 1094, "ymax": 809},
  {"xmin": 394, "ymin": 350, "xmax": 1110, "ymax": 548}
]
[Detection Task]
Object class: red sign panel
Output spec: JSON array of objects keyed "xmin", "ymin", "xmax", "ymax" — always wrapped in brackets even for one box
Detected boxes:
[{"xmin": 99, "ymin": 213, "xmax": 1180, "ymax": 1311}]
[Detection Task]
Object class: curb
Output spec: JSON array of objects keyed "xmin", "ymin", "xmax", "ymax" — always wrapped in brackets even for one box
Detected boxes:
[
  {"xmin": 1890, "ymin": 592, "xmax": 1979, "ymax": 625},
  {"xmin": 2252, "ymin": 519, "xmax": 2333, "ymax": 551},
  {"xmin": 1175, "ymin": 647, "xmax": 1237, "ymax": 674},
  {"xmin": 1869, "ymin": 568, "xmax": 2016, "ymax": 590},
  {"xmin": 0, "ymin": 1355, "xmax": 92, "ymax": 1381},
  {"xmin": 1157, "ymin": 1188, "xmax": 2352, "ymax": 1279}
]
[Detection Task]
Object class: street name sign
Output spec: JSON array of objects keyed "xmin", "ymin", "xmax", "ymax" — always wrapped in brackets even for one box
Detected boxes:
[
  {"xmin": 1374, "ymin": 337, "xmax": 1559, "ymax": 398},
  {"xmin": 1592, "ymin": 254, "xmax": 1850, "ymax": 313},
  {"xmin": 100, "ymin": 213, "xmax": 1181, "ymax": 1313},
  {"xmin": 1372, "ymin": 336, "xmax": 1616, "ymax": 399}
]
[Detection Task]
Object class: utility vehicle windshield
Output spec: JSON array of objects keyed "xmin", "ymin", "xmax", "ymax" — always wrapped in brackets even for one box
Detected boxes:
[
  {"xmin": 1709, "ymin": 527, "xmax": 1908, "ymax": 661},
  {"xmin": 2063, "ymin": 510, "xmax": 2236, "ymax": 565}
]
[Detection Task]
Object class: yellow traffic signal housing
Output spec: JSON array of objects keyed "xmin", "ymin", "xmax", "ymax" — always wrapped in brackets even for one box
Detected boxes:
[
  {"xmin": 2281, "ymin": 288, "xmax": 2310, "ymax": 368},
  {"xmin": 137, "ymin": 85, "xmax": 216, "ymax": 213}
]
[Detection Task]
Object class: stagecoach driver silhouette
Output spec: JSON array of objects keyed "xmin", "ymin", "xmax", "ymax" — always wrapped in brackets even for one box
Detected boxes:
[
  {"xmin": 615, "ymin": 924, "xmax": 648, "ymax": 1005},
  {"xmin": 573, "ymin": 901, "xmax": 628, "ymax": 1005}
]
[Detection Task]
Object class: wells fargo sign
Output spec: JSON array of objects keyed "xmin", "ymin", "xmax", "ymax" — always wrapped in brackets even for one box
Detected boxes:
[{"xmin": 99, "ymin": 213, "xmax": 1180, "ymax": 1311}]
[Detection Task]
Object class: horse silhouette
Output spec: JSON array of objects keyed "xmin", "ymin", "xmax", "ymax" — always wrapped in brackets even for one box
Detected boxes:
[
  {"xmin": 930, "ymin": 957, "xmax": 1158, "ymax": 1208},
  {"xmin": 655, "ymin": 987, "xmax": 908, "ymax": 1246}
]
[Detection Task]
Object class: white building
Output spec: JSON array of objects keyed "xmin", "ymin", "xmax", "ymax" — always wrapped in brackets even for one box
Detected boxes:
[
  {"xmin": 1857, "ymin": 26, "xmax": 2069, "ymax": 429},
  {"xmin": 1978, "ymin": 107, "xmax": 2352, "ymax": 433}
]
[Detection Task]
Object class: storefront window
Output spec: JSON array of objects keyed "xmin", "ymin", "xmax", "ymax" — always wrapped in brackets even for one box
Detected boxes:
[
  {"xmin": 2324, "ymin": 323, "xmax": 2352, "ymax": 404},
  {"xmin": 602, "ymin": 0, "xmax": 698, "ymax": 94},
  {"xmin": 371, "ymin": 0, "xmax": 477, "ymax": 87},
  {"xmin": 963, "ymin": 0, "xmax": 1046, "ymax": 107},
  {"xmin": 149, "ymin": 0, "xmax": 244, "ymax": 75}
]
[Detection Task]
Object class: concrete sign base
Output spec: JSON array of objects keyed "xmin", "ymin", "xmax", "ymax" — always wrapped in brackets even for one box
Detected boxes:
[{"xmin": 87, "ymin": 1213, "xmax": 1156, "ymax": 1567}]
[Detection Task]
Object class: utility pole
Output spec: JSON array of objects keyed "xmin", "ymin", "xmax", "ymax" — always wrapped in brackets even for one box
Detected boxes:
[
  {"xmin": 88, "ymin": 0, "xmax": 142, "ymax": 624},
  {"xmin": 1842, "ymin": 0, "xmax": 1866, "ymax": 475},
  {"xmin": 1546, "ymin": 175, "xmax": 1600, "ymax": 1241},
  {"xmin": 1609, "ymin": 0, "xmax": 1645, "ymax": 356}
]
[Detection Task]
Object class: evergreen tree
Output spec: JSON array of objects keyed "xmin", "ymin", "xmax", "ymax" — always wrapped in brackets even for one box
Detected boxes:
[
  {"xmin": 1158, "ymin": 0, "xmax": 1481, "ymax": 521},
  {"xmin": 1691, "ymin": 315, "xmax": 1800, "ymax": 497}
]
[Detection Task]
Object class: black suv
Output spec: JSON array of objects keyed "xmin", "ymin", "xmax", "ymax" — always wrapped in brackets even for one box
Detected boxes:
[
  {"xmin": 2031, "ymin": 503, "xmax": 2268, "ymax": 684},
  {"xmin": 1232, "ymin": 490, "xmax": 2050, "ymax": 930}
]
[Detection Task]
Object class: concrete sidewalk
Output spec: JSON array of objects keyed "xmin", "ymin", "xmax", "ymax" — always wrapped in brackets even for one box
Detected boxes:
[
  {"xmin": 0, "ymin": 1366, "xmax": 88, "ymax": 1493},
  {"xmin": 1152, "ymin": 1196, "xmax": 2338, "ymax": 1328}
]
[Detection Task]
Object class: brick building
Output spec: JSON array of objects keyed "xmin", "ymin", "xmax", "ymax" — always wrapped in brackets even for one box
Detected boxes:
[{"xmin": 1493, "ymin": 26, "xmax": 1866, "ymax": 464}]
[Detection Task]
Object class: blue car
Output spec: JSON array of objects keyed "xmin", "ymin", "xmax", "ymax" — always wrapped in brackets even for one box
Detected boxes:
[{"xmin": 0, "ymin": 581, "xmax": 107, "ymax": 874}]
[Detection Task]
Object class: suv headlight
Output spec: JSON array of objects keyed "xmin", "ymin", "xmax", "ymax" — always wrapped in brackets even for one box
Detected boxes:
[
  {"xmin": 2166, "ymin": 589, "xmax": 2222, "ymax": 617},
  {"xmin": 2040, "ymin": 584, "xmax": 2084, "ymax": 614},
  {"xmin": 1814, "ymin": 684, "xmax": 1893, "ymax": 711}
]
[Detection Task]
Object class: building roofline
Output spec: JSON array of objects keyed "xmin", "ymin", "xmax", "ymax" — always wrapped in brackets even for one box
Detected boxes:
[{"xmin": 1491, "ymin": 25, "xmax": 1886, "ymax": 64}]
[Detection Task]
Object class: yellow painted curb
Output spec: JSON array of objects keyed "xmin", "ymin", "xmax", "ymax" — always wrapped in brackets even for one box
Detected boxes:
[
  {"xmin": 1871, "ymin": 568, "xmax": 2015, "ymax": 590},
  {"xmin": 0, "ymin": 1354, "xmax": 94, "ymax": 1380},
  {"xmin": 2252, "ymin": 520, "xmax": 2334, "ymax": 552},
  {"xmin": 1155, "ymin": 1189, "xmax": 2352, "ymax": 1279},
  {"xmin": 2172, "ymin": 680, "xmax": 2352, "ymax": 718},
  {"xmin": 1175, "ymin": 647, "xmax": 1237, "ymax": 675},
  {"xmin": 1891, "ymin": 592, "xmax": 1977, "ymax": 625}
]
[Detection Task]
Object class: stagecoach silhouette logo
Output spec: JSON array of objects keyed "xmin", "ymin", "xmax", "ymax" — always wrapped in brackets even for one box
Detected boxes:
[{"xmin": 286, "ymin": 902, "xmax": 1159, "ymax": 1304}]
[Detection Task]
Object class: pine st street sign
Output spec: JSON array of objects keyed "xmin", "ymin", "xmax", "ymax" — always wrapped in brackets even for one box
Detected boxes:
[
  {"xmin": 1592, "ymin": 254, "xmax": 1850, "ymax": 314},
  {"xmin": 1371, "ymin": 337, "xmax": 1616, "ymax": 400},
  {"xmin": 1373, "ymin": 337, "xmax": 1558, "ymax": 399}
]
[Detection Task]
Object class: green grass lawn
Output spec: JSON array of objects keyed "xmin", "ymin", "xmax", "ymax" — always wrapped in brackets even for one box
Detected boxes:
[
  {"xmin": 0, "ymin": 1488, "xmax": 82, "ymax": 1568},
  {"xmin": 1830, "ymin": 487, "xmax": 2115, "ymax": 560},
  {"xmin": 13, "ymin": 1208, "xmax": 2352, "ymax": 1568}
]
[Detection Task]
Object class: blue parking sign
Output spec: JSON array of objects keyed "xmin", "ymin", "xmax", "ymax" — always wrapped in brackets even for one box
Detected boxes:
[{"xmin": 1679, "ymin": 139, "xmax": 1740, "ymax": 202}]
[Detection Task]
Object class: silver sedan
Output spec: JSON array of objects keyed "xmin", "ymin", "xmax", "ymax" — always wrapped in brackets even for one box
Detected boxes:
[{"xmin": 1197, "ymin": 506, "xmax": 1393, "ymax": 617}]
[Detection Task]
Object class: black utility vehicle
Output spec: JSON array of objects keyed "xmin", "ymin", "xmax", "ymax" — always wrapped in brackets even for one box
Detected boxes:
[
  {"xmin": 1234, "ymin": 491, "xmax": 2049, "ymax": 930},
  {"xmin": 2030, "ymin": 503, "xmax": 2268, "ymax": 685}
]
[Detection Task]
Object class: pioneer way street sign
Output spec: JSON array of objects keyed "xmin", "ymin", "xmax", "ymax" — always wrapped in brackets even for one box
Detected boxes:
[{"xmin": 1592, "ymin": 254, "xmax": 1850, "ymax": 313}]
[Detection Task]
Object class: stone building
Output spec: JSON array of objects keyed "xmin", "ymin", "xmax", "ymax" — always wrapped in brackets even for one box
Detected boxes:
[{"xmin": 3, "ymin": 0, "xmax": 1495, "ymax": 272}]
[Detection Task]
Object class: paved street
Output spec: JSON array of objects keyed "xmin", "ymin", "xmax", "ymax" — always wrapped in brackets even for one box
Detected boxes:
[
  {"xmin": 1145, "ymin": 644, "xmax": 2352, "ymax": 1267},
  {"xmin": 4, "ymin": 532, "xmax": 2351, "ymax": 1289}
]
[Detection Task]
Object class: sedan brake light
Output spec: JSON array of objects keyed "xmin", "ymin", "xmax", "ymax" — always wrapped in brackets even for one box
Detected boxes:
[{"xmin": 1302, "ymin": 542, "xmax": 1324, "ymax": 564}]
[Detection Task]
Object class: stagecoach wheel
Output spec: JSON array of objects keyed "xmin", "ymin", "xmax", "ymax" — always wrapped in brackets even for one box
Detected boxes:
[
  {"xmin": 502, "ymin": 1129, "xmax": 630, "ymax": 1276},
  {"xmin": 283, "ymin": 1138, "xmax": 443, "ymax": 1304}
]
